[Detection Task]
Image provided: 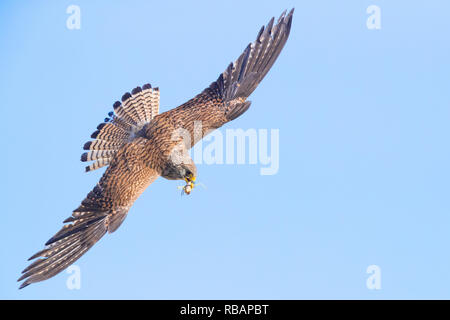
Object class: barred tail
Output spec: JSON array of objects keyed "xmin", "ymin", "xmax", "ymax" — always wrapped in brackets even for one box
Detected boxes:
[{"xmin": 81, "ymin": 83, "xmax": 160, "ymax": 172}]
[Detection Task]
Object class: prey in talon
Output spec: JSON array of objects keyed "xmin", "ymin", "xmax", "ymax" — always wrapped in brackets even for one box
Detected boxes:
[{"xmin": 180, "ymin": 174, "xmax": 196, "ymax": 195}]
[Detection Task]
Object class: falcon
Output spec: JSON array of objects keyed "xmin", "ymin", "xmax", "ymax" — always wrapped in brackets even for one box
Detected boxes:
[{"xmin": 18, "ymin": 9, "xmax": 294, "ymax": 289}]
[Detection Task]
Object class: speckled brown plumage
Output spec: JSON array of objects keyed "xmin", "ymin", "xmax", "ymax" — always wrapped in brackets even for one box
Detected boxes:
[{"xmin": 18, "ymin": 9, "xmax": 294, "ymax": 289}]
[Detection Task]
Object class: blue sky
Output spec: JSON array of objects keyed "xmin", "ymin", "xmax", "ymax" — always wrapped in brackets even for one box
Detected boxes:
[{"xmin": 1, "ymin": 0, "xmax": 450, "ymax": 299}]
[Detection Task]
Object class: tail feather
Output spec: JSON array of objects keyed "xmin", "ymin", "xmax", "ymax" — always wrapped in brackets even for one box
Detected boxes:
[
  {"xmin": 92, "ymin": 123, "xmax": 129, "ymax": 138},
  {"xmin": 81, "ymin": 150, "xmax": 116, "ymax": 162},
  {"xmin": 126, "ymin": 87, "xmax": 147, "ymax": 123},
  {"xmin": 81, "ymin": 83, "xmax": 160, "ymax": 172},
  {"xmin": 121, "ymin": 92, "xmax": 141, "ymax": 124},
  {"xmin": 112, "ymin": 101, "xmax": 138, "ymax": 126},
  {"xmin": 142, "ymin": 85, "xmax": 160, "ymax": 123},
  {"xmin": 83, "ymin": 140, "xmax": 123, "ymax": 151},
  {"xmin": 85, "ymin": 159, "xmax": 110, "ymax": 172}
]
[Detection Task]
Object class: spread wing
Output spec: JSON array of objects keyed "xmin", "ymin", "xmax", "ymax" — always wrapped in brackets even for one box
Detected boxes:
[
  {"xmin": 165, "ymin": 9, "xmax": 294, "ymax": 143},
  {"xmin": 18, "ymin": 83, "xmax": 161, "ymax": 288},
  {"xmin": 18, "ymin": 141, "xmax": 159, "ymax": 289}
]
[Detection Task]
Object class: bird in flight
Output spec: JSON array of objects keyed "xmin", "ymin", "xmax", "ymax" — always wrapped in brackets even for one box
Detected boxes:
[{"xmin": 18, "ymin": 9, "xmax": 294, "ymax": 289}]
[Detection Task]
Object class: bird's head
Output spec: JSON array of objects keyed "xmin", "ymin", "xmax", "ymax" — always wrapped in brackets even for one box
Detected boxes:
[{"xmin": 161, "ymin": 158, "xmax": 198, "ymax": 195}]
